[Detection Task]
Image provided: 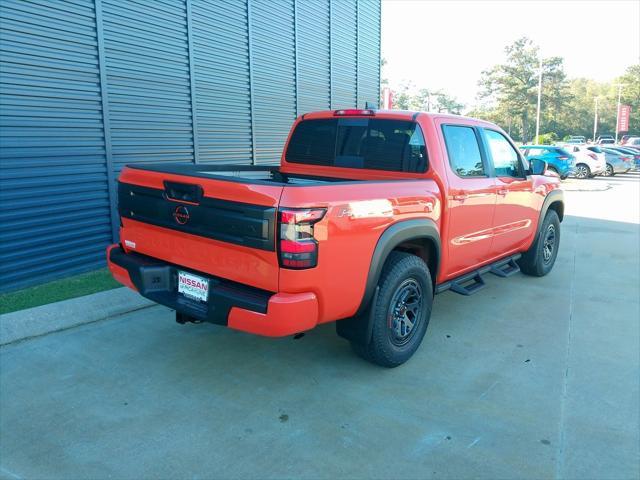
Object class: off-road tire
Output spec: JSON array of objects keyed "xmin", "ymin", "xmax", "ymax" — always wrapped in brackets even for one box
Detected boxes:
[
  {"xmin": 518, "ymin": 210, "xmax": 561, "ymax": 277},
  {"xmin": 351, "ymin": 251, "xmax": 433, "ymax": 368}
]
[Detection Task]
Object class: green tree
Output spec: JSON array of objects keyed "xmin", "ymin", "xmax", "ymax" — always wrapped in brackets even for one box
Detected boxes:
[
  {"xmin": 478, "ymin": 37, "xmax": 570, "ymax": 142},
  {"xmin": 433, "ymin": 92, "xmax": 464, "ymax": 114},
  {"xmin": 554, "ymin": 78, "xmax": 613, "ymax": 140},
  {"xmin": 391, "ymin": 86, "xmax": 464, "ymax": 113},
  {"xmin": 392, "ymin": 82, "xmax": 414, "ymax": 110}
]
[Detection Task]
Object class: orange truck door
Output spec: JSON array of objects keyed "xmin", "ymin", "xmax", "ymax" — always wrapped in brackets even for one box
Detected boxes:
[
  {"xmin": 481, "ymin": 128, "xmax": 537, "ymax": 256},
  {"xmin": 440, "ymin": 123, "xmax": 497, "ymax": 279}
]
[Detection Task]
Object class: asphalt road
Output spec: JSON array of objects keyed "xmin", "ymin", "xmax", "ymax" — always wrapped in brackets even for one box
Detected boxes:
[{"xmin": 1, "ymin": 173, "xmax": 639, "ymax": 480}]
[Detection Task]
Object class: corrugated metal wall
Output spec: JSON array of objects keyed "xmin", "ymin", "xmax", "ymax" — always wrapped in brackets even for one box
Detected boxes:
[
  {"xmin": 250, "ymin": 0, "xmax": 296, "ymax": 164},
  {"xmin": 191, "ymin": 0, "xmax": 252, "ymax": 165},
  {"xmin": 0, "ymin": 0, "xmax": 113, "ymax": 291},
  {"xmin": 297, "ymin": 0, "xmax": 330, "ymax": 114},
  {"xmin": 0, "ymin": 0, "xmax": 381, "ymax": 292}
]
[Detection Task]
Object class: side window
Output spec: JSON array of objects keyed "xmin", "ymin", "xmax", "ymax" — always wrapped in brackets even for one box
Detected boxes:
[
  {"xmin": 484, "ymin": 129, "xmax": 523, "ymax": 178},
  {"xmin": 442, "ymin": 125, "xmax": 485, "ymax": 177}
]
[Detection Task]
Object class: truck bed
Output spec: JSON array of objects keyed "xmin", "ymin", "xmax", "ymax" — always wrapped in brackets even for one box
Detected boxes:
[{"xmin": 127, "ymin": 163, "xmax": 358, "ymax": 186}]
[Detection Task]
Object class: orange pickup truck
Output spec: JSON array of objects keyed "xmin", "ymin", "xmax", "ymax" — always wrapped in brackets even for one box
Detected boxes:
[{"xmin": 107, "ymin": 109, "xmax": 563, "ymax": 367}]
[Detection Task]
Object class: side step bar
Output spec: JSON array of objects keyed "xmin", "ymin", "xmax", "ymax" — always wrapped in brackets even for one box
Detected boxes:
[
  {"xmin": 436, "ymin": 254, "xmax": 521, "ymax": 296},
  {"xmin": 489, "ymin": 256, "xmax": 521, "ymax": 278}
]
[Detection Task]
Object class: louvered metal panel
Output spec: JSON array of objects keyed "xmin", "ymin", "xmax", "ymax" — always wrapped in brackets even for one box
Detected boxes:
[
  {"xmin": 0, "ymin": 0, "xmax": 112, "ymax": 292},
  {"xmin": 101, "ymin": 0, "xmax": 193, "ymax": 171},
  {"xmin": 0, "ymin": 0, "xmax": 379, "ymax": 292},
  {"xmin": 357, "ymin": 0, "xmax": 380, "ymax": 108},
  {"xmin": 296, "ymin": 0, "xmax": 330, "ymax": 114},
  {"xmin": 191, "ymin": 0, "xmax": 252, "ymax": 164},
  {"xmin": 250, "ymin": 0, "xmax": 296, "ymax": 164},
  {"xmin": 330, "ymin": 0, "xmax": 357, "ymax": 109}
]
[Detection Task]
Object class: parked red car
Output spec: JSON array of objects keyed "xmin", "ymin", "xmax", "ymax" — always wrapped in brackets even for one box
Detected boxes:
[{"xmin": 108, "ymin": 109, "xmax": 563, "ymax": 366}]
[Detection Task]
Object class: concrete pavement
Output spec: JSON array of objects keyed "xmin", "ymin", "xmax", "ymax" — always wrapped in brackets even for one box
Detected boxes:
[{"xmin": 1, "ymin": 173, "xmax": 638, "ymax": 479}]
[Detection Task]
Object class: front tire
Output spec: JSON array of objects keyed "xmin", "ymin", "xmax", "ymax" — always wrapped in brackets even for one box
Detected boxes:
[
  {"xmin": 575, "ymin": 163, "xmax": 590, "ymax": 179},
  {"xmin": 351, "ymin": 251, "xmax": 433, "ymax": 368},
  {"xmin": 518, "ymin": 210, "xmax": 561, "ymax": 277}
]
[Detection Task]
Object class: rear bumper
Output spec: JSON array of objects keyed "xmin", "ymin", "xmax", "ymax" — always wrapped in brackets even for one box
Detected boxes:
[
  {"xmin": 106, "ymin": 245, "xmax": 318, "ymax": 337},
  {"xmin": 612, "ymin": 162, "xmax": 631, "ymax": 173},
  {"xmin": 557, "ymin": 164, "xmax": 574, "ymax": 177}
]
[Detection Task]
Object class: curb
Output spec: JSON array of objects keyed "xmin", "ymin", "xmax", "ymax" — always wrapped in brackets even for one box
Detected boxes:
[{"xmin": 0, "ymin": 287, "xmax": 154, "ymax": 346}]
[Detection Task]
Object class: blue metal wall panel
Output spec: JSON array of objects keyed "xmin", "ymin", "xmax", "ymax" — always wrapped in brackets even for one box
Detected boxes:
[
  {"xmin": 250, "ymin": 0, "xmax": 296, "ymax": 164},
  {"xmin": 297, "ymin": 0, "xmax": 330, "ymax": 114},
  {"xmin": 0, "ymin": 0, "xmax": 379, "ymax": 292},
  {"xmin": 191, "ymin": 0, "xmax": 252, "ymax": 164},
  {"xmin": 101, "ymin": 0, "xmax": 193, "ymax": 171},
  {"xmin": 330, "ymin": 0, "xmax": 357, "ymax": 109},
  {"xmin": 357, "ymin": 0, "xmax": 381, "ymax": 107},
  {"xmin": 0, "ymin": 0, "xmax": 112, "ymax": 291}
]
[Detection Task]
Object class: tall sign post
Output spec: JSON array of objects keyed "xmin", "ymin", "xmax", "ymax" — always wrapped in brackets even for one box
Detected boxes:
[
  {"xmin": 614, "ymin": 83, "xmax": 625, "ymax": 143},
  {"xmin": 382, "ymin": 87, "xmax": 393, "ymax": 109},
  {"xmin": 535, "ymin": 57, "xmax": 543, "ymax": 143},
  {"xmin": 593, "ymin": 97, "xmax": 598, "ymax": 142}
]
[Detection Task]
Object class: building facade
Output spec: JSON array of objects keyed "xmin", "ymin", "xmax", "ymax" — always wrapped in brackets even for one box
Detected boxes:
[{"xmin": 0, "ymin": 0, "xmax": 381, "ymax": 291}]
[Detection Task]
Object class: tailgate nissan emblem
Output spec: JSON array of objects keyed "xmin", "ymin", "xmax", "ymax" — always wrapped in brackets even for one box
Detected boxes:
[{"xmin": 173, "ymin": 205, "xmax": 190, "ymax": 225}]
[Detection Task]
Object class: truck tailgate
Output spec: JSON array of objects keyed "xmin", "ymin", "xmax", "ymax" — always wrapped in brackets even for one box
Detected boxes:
[{"xmin": 117, "ymin": 166, "xmax": 283, "ymax": 292}]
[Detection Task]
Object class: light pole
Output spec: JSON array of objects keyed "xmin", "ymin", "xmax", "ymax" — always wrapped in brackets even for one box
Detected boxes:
[
  {"xmin": 593, "ymin": 97, "xmax": 598, "ymax": 142},
  {"xmin": 535, "ymin": 56, "xmax": 543, "ymax": 144},
  {"xmin": 614, "ymin": 83, "xmax": 624, "ymax": 143}
]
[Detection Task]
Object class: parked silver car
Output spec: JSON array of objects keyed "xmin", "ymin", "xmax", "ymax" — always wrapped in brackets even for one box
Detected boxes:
[
  {"xmin": 601, "ymin": 147, "xmax": 633, "ymax": 176},
  {"xmin": 606, "ymin": 146, "xmax": 640, "ymax": 171}
]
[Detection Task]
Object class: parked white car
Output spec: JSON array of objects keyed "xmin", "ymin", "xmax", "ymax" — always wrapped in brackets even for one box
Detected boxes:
[{"xmin": 562, "ymin": 145, "xmax": 607, "ymax": 178}]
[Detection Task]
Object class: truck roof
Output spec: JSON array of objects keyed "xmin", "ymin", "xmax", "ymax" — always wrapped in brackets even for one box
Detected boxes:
[{"xmin": 299, "ymin": 109, "xmax": 495, "ymax": 126}]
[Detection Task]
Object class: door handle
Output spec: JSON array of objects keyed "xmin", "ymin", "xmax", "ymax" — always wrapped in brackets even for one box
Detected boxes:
[
  {"xmin": 497, "ymin": 188, "xmax": 508, "ymax": 196},
  {"xmin": 452, "ymin": 193, "xmax": 468, "ymax": 201}
]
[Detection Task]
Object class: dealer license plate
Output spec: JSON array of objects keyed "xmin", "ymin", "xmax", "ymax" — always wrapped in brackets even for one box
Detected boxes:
[{"xmin": 177, "ymin": 271, "xmax": 209, "ymax": 302}]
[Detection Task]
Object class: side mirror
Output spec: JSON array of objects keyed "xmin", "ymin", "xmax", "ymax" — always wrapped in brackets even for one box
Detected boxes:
[{"xmin": 530, "ymin": 158, "xmax": 547, "ymax": 175}]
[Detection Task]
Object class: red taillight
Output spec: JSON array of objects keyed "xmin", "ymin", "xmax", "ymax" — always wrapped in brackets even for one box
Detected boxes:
[
  {"xmin": 278, "ymin": 207, "xmax": 326, "ymax": 269},
  {"xmin": 587, "ymin": 152, "xmax": 597, "ymax": 160},
  {"xmin": 334, "ymin": 109, "xmax": 375, "ymax": 116}
]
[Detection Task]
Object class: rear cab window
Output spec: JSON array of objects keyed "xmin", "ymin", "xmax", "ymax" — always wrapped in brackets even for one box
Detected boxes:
[{"xmin": 285, "ymin": 118, "xmax": 428, "ymax": 173}]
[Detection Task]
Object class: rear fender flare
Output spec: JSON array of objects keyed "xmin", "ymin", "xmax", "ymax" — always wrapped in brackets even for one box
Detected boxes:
[
  {"xmin": 336, "ymin": 219, "xmax": 440, "ymax": 345},
  {"xmin": 358, "ymin": 218, "xmax": 441, "ymax": 314}
]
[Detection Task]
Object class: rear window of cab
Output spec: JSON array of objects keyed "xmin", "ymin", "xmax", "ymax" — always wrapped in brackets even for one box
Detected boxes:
[{"xmin": 285, "ymin": 118, "xmax": 428, "ymax": 173}]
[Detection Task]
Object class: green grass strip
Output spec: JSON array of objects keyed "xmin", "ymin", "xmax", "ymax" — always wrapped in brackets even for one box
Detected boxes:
[{"xmin": 0, "ymin": 268, "xmax": 121, "ymax": 315}]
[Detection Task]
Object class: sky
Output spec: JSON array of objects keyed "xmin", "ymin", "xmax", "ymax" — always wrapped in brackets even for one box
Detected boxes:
[{"xmin": 381, "ymin": 0, "xmax": 640, "ymax": 109}]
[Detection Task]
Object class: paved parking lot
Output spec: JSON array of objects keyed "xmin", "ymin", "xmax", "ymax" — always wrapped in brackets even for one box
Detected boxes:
[{"xmin": 1, "ymin": 173, "xmax": 638, "ymax": 480}]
